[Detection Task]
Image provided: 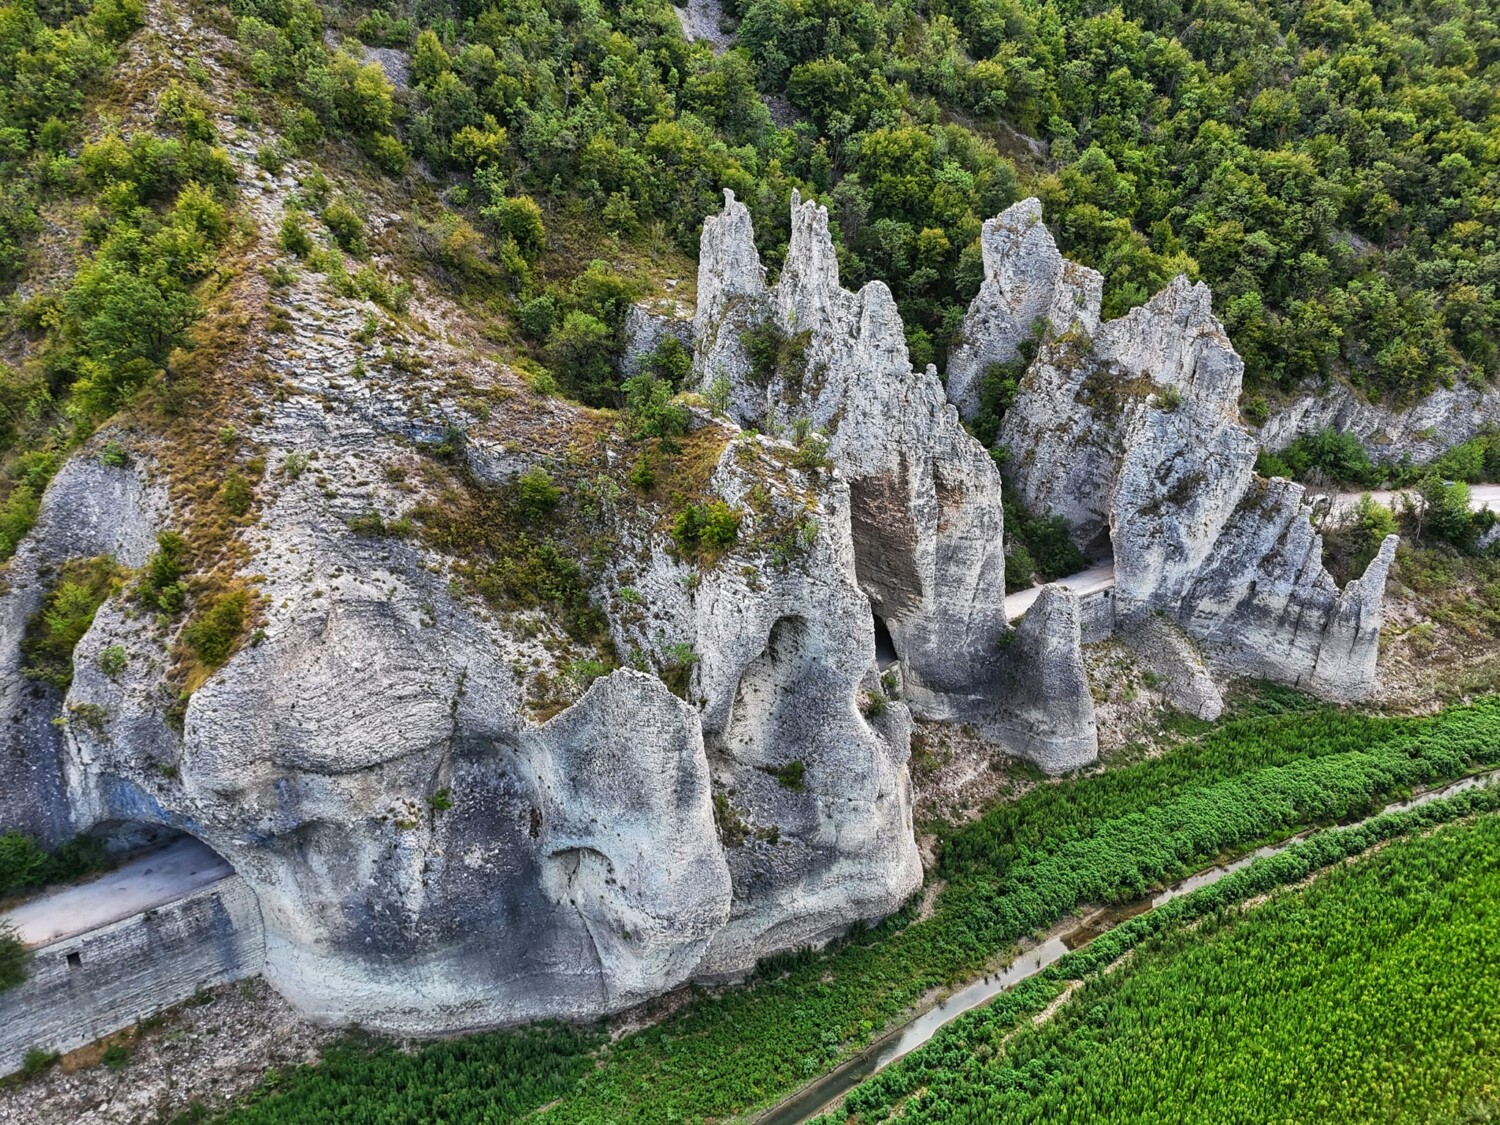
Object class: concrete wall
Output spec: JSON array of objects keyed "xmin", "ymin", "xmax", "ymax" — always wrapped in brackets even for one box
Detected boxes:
[
  {"xmin": 1079, "ymin": 587, "xmax": 1115, "ymax": 643},
  {"xmin": 0, "ymin": 876, "xmax": 265, "ymax": 1075}
]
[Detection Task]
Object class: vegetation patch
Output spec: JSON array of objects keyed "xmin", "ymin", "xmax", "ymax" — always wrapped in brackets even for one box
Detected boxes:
[
  {"xmin": 830, "ymin": 795, "xmax": 1500, "ymax": 1123},
  {"xmin": 21, "ymin": 556, "xmax": 124, "ymax": 690}
]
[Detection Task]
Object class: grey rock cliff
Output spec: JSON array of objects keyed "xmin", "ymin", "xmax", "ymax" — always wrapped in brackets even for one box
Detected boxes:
[
  {"xmin": 0, "ymin": 452, "xmax": 167, "ymax": 847},
  {"xmin": 691, "ymin": 190, "xmax": 1096, "ymax": 769},
  {"xmin": 23, "ymin": 225, "xmax": 922, "ymax": 1032},
  {"xmin": 1259, "ymin": 377, "xmax": 1500, "ymax": 466},
  {"xmin": 988, "ymin": 212, "xmax": 1393, "ymax": 699},
  {"xmin": 945, "ymin": 199, "xmax": 1102, "ymax": 420}
]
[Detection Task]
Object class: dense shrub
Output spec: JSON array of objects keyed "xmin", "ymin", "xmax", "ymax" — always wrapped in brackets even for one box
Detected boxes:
[
  {"xmin": 0, "ymin": 830, "xmax": 107, "ymax": 898},
  {"xmin": 183, "ymin": 589, "xmax": 250, "ymax": 668},
  {"xmin": 20, "ymin": 556, "xmax": 122, "ymax": 690}
]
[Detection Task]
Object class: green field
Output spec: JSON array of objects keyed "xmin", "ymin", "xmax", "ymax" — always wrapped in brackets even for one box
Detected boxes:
[
  {"xmin": 208, "ymin": 692, "xmax": 1500, "ymax": 1124},
  {"xmin": 831, "ymin": 807, "xmax": 1500, "ymax": 1124}
]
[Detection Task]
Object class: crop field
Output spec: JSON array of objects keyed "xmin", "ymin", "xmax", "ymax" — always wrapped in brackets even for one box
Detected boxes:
[
  {"xmin": 217, "ymin": 693, "xmax": 1500, "ymax": 1124},
  {"xmin": 829, "ymin": 804, "xmax": 1500, "ymax": 1124}
]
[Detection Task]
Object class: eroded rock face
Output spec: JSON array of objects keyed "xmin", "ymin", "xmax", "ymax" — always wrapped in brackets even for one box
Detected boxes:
[
  {"xmin": 0, "ymin": 453, "xmax": 167, "ymax": 847},
  {"xmin": 989, "ymin": 213, "xmax": 1394, "ymax": 698},
  {"xmin": 37, "ymin": 303, "xmax": 919, "ymax": 1030},
  {"xmin": 1259, "ymin": 377, "xmax": 1500, "ymax": 466},
  {"xmin": 945, "ymin": 199, "xmax": 1102, "ymax": 420},
  {"xmin": 691, "ymin": 191, "xmax": 1095, "ymax": 769}
]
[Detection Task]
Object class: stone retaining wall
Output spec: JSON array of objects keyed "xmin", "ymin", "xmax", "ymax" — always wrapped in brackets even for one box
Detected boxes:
[{"xmin": 0, "ymin": 876, "xmax": 265, "ymax": 1075}]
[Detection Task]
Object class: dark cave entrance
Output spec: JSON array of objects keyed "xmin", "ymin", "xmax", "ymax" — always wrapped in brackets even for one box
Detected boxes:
[
  {"xmin": 872, "ymin": 611, "xmax": 899, "ymax": 671},
  {"xmin": 84, "ymin": 819, "xmax": 238, "ymax": 886}
]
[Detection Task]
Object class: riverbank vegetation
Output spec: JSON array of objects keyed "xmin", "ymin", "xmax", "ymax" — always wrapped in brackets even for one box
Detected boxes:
[
  {"xmin": 824, "ymin": 789, "xmax": 1500, "ymax": 1123},
  {"xmin": 215, "ymin": 691, "xmax": 1500, "ymax": 1123}
]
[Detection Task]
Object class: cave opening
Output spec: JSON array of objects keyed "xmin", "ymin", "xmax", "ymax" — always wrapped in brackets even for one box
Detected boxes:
[
  {"xmin": 872, "ymin": 612, "xmax": 899, "ymax": 671},
  {"xmin": 84, "ymin": 819, "xmax": 238, "ymax": 892}
]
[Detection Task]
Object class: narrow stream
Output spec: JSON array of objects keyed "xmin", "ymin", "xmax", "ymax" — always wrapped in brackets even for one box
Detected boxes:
[{"xmin": 753, "ymin": 770, "xmax": 1498, "ymax": 1125}]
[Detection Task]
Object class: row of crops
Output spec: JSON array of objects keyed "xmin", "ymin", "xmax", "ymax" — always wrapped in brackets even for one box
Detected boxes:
[{"xmin": 824, "ymin": 787, "xmax": 1500, "ymax": 1123}]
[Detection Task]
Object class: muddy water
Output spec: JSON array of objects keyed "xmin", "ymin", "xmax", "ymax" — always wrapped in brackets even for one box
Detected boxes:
[{"xmin": 752, "ymin": 769, "xmax": 1498, "ymax": 1125}]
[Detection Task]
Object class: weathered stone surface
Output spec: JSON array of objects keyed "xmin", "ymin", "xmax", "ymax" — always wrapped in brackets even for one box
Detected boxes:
[
  {"xmin": 992, "ymin": 212, "xmax": 1394, "ymax": 700},
  {"xmin": 1259, "ymin": 377, "xmax": 1500, "ymax": 466},
  {"xmin": 0, "ymin": 450, "xmax": 167, "ymax": 847},
  {"xmin": 946, "ymin": 198, "xmax": 1103, "ymax": 420},
  {"xmin": 622, "ymin": 297, "xmax": 694, "ymax": 376},
  {"xmin": 987, "ymin": 586, "xmax": 1097, "ymax": 773},
  {"xmin": 1118, "ymin": 614, "xmax": 1224, "ymax": 722},
  {"xmin": 691, "ymin": 191, "xmax": 1045, "ymax": 752}
]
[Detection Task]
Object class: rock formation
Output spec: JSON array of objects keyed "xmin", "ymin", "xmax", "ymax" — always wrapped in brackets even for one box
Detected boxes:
[
  {"xmin": 0, "ymin": 454, "xmax": 167, "ymax": 846},
  {"xmin": 981, "ymin": 202, "xmax": 1396, "ymax": 697},
  {"xmin": 0, "ymin": 178, "xmax": 1397, "ymax": 1042},
  {"xmin": 692, "ymin": 189, "xmax": 1097, "ymax": 770},
  {"xmin": 945, "ymin": 198, "xmax": 1102, "ymax": 420},
  {"xmin": 1259, "ymin": 376, "xmax": 1500, "ymax": 466}
]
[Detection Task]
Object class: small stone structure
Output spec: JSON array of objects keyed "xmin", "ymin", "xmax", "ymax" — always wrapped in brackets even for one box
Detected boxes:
[{"xmin": 0, "ymin": 877, "xmax": 264, "ymax": 1074}]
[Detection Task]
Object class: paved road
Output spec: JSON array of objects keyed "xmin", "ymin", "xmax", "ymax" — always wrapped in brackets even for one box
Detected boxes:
[
  {"xmin": 1004, "ymin": 560, "xmax": 1116, "ymax": 621},
  {"xmin": 1328, "ymin": 483, "xmax": 1500, "ymax": 514},
  {"xmin": 1, "ymin": 836, "xmax": 233, "ymax": 948}
]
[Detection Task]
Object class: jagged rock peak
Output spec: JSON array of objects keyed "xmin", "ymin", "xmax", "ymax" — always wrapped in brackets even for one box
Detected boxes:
[
  {"xmin": 779, "ymin": 188, "xmax": 843, "ymax": 312},
  {"xmin": 946, "ymin": 197, "xmax": 1103, "ymax": 419},
  {"xmin": 973, "ymin": 205, "xmax": 1394, "ymax": 705},
  {"xmin": 1101, "ymin": 273, "xmax": 1244, "ymax": 408},
  {"xmin": 687, "ymin": 189, "xmax": 1097, "ymax": 776},
  {"xmin": 695, "ymin": 189, "xmax": 766, "ymax": 332}
]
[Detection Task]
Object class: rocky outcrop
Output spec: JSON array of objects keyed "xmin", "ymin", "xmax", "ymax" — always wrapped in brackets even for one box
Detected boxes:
[
  {"xmin": 989, "ymin": 214, "xmax": 1394, "ymax": 698},
  {"xmin": 0, "ymin": 452, "xmax": 167, "ymax": 847},
  {"xmin": 1258, "ymin": 377, "xmax": 1500, "ymax": 465},
  {"xmin": 1, "ymin": 159, "xmax": 1401, "ymax": 1047},
  {"xmin": 24, "ymin": 206, "xmax": 921, "ymax": 1032},
  {"xmin": 622, "ymin": 295, "xmax": 694, "ymax": 377},
  {"xmin": 691, "ymin": 190, "xmax": 1094, "ymax": 769},
  {"xmin": 989, "ymin": 586, "xmax": 1097, "ymax": 772},
  {"xmin": 945, "ymin": 199, "xmax": 1102, "ymax": 420}
]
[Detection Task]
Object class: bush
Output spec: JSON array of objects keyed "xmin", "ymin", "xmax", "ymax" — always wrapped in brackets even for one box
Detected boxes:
[
  {"xmin": 20, "ymin": 1046, "xmax": 58, "ymax": 1074},
  {"xmin": 21, "ymin": 557, "xmax": 121, "ymax": 690},
  {"xmin": 0, "ymin": 925, "xmax": 24, "ymax": 992},
  {"xmin": 220, "ymin": 470, "xmax": 253, "ymax": 516},
  {"xmin": 1258, "ymin": 429, "xmax": 1376, "ymax": 487},
  {"xmin": 277, "ymin": 213, "xmax": 313, "ymax": 257},
  {"xmin": 763, "ymin": 760, "xmax": 806, "ymax": 790},
  {"xmin": 140, "ymin": 530, "xmax": 189, "ymax": 615},
  {"xmin": 515, "ymin": 467, "xmax": 560, "ymax": 521},
  {"xmin": 183, "ymin": 589, "xmax": 250, "ymax": 669},
  {"xmin": 673, "ymin": 500, "xmax": 740, "ymax": 554},
  {"xmin": 1322, "ymin": 495, "xmax": 1398, "ymax": 583},
  {"xmin": 322, "ymin": 200, "xmax": 366, "ymax": 256},
  {"xmin": 544, "ymin": 311, "xmax": 617, "ymax": 404},
  {"xmin": 0, "ymin": 831, "xmax": 107, "ymax": 897},
  {"xmin": 518, "ymin": 294, "xmax": 557, "ymax": 341},
  {"xmin": 482, "ymin": 195, "xmax": 546, "ymax": 264},
  {"xmin": 1005, "ymin": 544, "xmax": 1037, "ymax": 592},
  {"xmin": 98, "ymin": 644, "xmax": 128, "ymax": 676},
  {"xmin": 622, "ymin": 372, "xmax": 687, "ymax": 440}
]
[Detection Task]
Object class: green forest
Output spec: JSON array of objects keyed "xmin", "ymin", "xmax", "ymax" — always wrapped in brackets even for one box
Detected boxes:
[{"xmin": 339, "ymin": 0, "xmax": 1500, "ymax": 402}]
